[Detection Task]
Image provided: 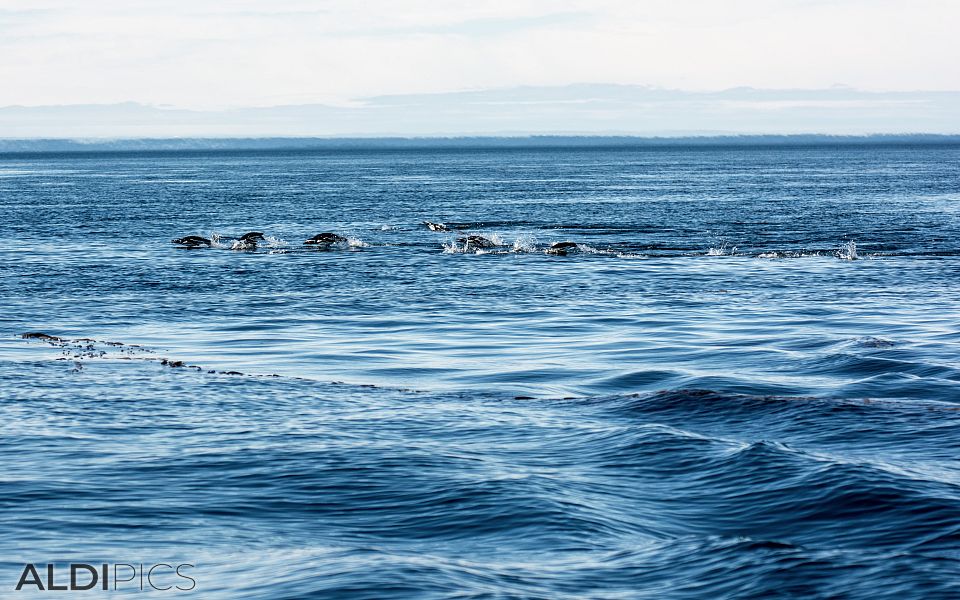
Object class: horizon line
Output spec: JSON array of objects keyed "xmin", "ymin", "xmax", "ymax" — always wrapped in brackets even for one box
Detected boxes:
[{"xmin": 2, "ymin": 133, "xmax": 960, "ymax": 154}]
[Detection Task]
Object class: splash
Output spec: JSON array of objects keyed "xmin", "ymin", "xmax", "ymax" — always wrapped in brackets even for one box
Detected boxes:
[
  {"xmin": 837, "ymin": 241, "xmax": 859, "ymax": 260},
  {"xmin": 707, "ymin": 242, "xmax": 738, "ymax": 256},
  {"xmin": 575, "ymin": 244, "xmax": 609, "ymax": 255},
  {"xmin": 264, "ymin": 234, "xmax": 287, "ymax": 248},
  {"xmin": 512, "ymin": 234, "xmax": 539, "ymax": 253}
]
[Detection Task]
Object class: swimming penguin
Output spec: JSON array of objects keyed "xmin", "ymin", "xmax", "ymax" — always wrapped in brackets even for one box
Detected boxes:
[
  {"xmin": 230, "ymin": 231, "xmax": 266, "ymax": 251},
  {"xmin": 172, "ymin": 235, "xmax": 212, "ymax": 248},
  {"xmin": 546, "ymin": 241, "xmax": 578, "ymax": 256},
  {"xmin": 457, "ymin": 235, "xmax": 498, "ymax": 252},
  {"xmin": 304, "ymin": 233, "xmax": 347, "ymax": 247},
  {"xmin": 424, "ymin": 221, "xmax": 449, "ymax": 232}
]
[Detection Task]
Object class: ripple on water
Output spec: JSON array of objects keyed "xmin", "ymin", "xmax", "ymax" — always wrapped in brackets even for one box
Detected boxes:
[{"xmin": 3, "ymin": 146, "xmax": 960, "ymax": 598}]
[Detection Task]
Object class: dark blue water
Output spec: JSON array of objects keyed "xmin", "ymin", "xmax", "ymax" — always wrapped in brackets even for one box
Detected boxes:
[{"xmin": 2, "ymin": 145, "xmax": 959, "ymax": 598}]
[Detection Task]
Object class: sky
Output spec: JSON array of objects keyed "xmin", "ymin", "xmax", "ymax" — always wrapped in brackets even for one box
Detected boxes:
[{"xmin": 1, "ymin": 0, "xmax": 958, "ymax": 110}]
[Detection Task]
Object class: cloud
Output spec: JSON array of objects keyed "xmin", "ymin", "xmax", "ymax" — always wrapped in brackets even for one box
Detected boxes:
[
  {"xmin": 0, "ymin": 1, "xmax": 957, "ymax": 108},
  {"xmin": 380, "ymin": 12, "xmax": 592, "ymax": 37}
]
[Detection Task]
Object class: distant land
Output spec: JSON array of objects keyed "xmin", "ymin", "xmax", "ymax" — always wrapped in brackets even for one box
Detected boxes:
[
  {"xmin": 1, "ymin": 84, "xmax": 958, "ymax": 139},
  {"xmin": 2, "ymin": 134, "xmax": 960, "ymax": 154}
]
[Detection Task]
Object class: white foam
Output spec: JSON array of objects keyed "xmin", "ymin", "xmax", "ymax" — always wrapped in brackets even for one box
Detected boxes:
[
  {"xmin": 264, "ymin": 235, "xmax": 287, "ymax": 248},
  {"xmin": 512, "ymin": 234, "xmax": 539, "ymax": 253},
  {"xmin": 707, "ymin": 242, "xmax": 737, "ymax": 256},
  {"xmin": 837, "ymin": 241, "xmax": 858, "ymax": 260},
  {"xmin": 576, "ymin": 244, "xmax": 620, "ymax": 256}
]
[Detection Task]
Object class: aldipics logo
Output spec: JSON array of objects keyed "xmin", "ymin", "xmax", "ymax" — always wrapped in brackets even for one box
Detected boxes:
[{"xmin": 14, "ymin": 563, "xmax": 195, "ymax": 592}]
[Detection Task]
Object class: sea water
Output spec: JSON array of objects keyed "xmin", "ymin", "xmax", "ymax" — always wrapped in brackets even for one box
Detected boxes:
[{"xmin": 1, "ymin": 144, "xmax": 958, "ymax": 598}]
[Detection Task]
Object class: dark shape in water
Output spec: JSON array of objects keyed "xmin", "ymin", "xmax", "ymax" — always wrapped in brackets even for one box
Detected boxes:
[
  {"xmin": 305, "ymin": 233, "xmax": 348, "ymax": 247},
  {"xmin": 457, "ymin": 235, "xmax": 498, "ymax": 252},
  {"xmin": 171, "ymin": 235, "xmax": 212, "ymax": 248},
  {"xmin": 21, "ymin": 332, "xmax": 64, "ymax": 342},
  {"xmin": 231, "ymin": 231, "xmax": 266, "ymax": 251},
  {"xmin": 424, "ymin": 221, "xmax": 449, "ymax": 232},
  {"xmin": 856, "ymin": 336, "xmax": 897, "ymax": 349},
  {"xmin": 546, "ymin": 241, "xmax": 578, "ymax": 256}
]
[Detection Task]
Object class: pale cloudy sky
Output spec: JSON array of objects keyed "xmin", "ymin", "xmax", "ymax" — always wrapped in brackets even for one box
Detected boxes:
[{"xmin": 0, "ymin": 0, "xmax": 957, "ymax": 108}]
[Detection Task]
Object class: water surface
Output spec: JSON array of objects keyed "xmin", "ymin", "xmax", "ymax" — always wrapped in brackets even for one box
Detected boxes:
[{"xmin": 1, "ymin": 145, "xmax": 958, "ymax": 598}]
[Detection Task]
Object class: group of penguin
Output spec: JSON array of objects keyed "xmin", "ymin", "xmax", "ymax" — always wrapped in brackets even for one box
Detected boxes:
[
  {"xmin": 172, "ymin": 231, "xmax": 349, "ymax": 251},
  {"xmin": 173, "ymin": 222, "xmax": 582, "ymax": 255}
]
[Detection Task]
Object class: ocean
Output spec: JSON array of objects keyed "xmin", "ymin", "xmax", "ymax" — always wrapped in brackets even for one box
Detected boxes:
[{"xmin": 1, "ymin": 144, "xmax": 959, "ymax": 598}]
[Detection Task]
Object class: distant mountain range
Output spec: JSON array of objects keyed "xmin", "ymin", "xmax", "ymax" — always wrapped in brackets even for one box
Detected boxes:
[
  {"xmin": 1, "ymin": 84, "xmax": 958, "ymax": 140},
  {"xmin": 1, "ymin": 134, "xmax": 959, "ymax": 154}
]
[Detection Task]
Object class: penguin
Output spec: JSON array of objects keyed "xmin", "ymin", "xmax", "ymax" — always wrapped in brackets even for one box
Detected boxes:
[
  {"xmin": 172, "ymin": 235, "xmax": 212, "ymax": 248},
  {"xmin": 457, "ymin": 235, "xmax": 498, "ymax": 252},
  {"xmin": 230, "ymin": 231, "xmax": 266, "ymax": 251},
  {"xmin": 304, "ymin": 233, "xmax": 347, "ymax": 247},
  {"xmin": 546, "ymin": 241, "xmax": 578, "ymax": 256},
  {"xmin": 424, "ymin": 221, "xmax": 449, "ymax": 232}
]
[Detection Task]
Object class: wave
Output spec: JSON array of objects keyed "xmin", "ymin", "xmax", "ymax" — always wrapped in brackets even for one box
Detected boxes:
[
  {"xmin": 7, "ymin": 358, "xmax": 957, "ymax": 599},
  {"xmin": 9, "ymin": 334, "xmax": 960, "ymax": 598}
]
